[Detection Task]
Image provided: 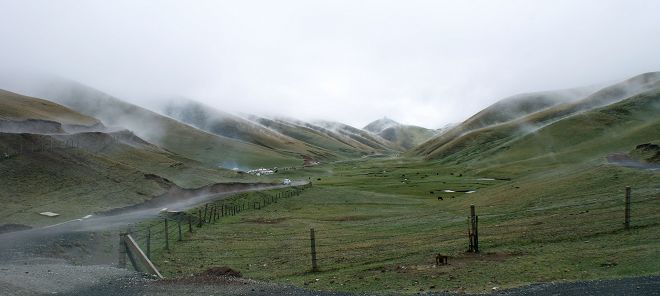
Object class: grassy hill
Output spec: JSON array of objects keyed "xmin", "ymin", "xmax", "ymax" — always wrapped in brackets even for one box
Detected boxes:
[
  {"xmin": 251, "ymin": 116, "xmax": 388, "ymax": 158},
  {"xmin": 0, "ymin": 90, "xmax": 102, "ymax": 133},
  {"xmin": 315, "ymin": 120, "xmax": 399, "ymax": 152},
  {"xmin": 460, "ymin": 87, "xmax": 593, "ymax": 132},
  {"xmin": 477, "ymin": 89, "xmax": 660, "ymax": 172},
  {"xmin": 363, "ymin": 117, "xmax": 437, "ymax": 150},
  {"xmin": 363, "ymin": 117, "xmax": 400, "ymax": 133},
  {"xmin": 378, "ymin": 125, "xmax": 438, "ymax": 150},
  {"xmin": 162, "ymin": 100, "xmax": 336, "ymax": 161},
  {"xmin": 0, "ymin": 93, "xmax": 262, "ymax": 227},
  {"xmin": 32, "ymin": 81, "xmax": 302, "ymax": 168},
  {"xmin": 410, "ymin": 72, "xmax": 660, "ymax": 160}
]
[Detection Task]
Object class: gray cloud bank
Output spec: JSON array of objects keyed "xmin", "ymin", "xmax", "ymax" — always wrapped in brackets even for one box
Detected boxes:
[{"xmin": 1, "ymin": 0, "xmax": 659, "ymax": 128}]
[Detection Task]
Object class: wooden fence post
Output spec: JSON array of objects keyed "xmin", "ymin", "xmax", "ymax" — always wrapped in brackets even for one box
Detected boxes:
[
  {"xmin": 474, "ymin": 215, "xmax": 479, "ymax": 253},
  {"xmin": 469, "ymin": 204, "xmax": 479, "ymax": 253},
  {"xmin": 467, "ymin": 216, "xmax": 472, "ymax": 252},
  {"xmin": 164, "ymin": 219, "xmax": 170, "ymax": 250},
  {"xmin": 118, "ymin": 232, "xmax": 127, "ymax": 268},
  {"xmin": 188, "ymin": 215, "xmax": 193, "ymax": 233},
  {"xmin": 625, "ymin": 186, "xmax": 631, "ymax": 229},
  {"xmin": 310, "ymin": 228, "xmax": 318, "ymax": 272},
  {"xmin": 468, "ymin": 205, "xmax": 479, "ymax": 253},
  {"xmin": 177, "ymin": 219, "xmax": 182, "ymax": 241},
  {"xmin": 198, "ymin": 209, "xmax": 203, "ymax": 227},
  {"xmin": 146, "ymin": 226, "xmax": 151, "ymax": 259}
]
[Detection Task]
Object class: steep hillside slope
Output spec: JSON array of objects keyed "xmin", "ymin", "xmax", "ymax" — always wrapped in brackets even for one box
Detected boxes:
[
  {"xmin": 28, "ymin": 82, "xmax": 301, "ymax": 168},
  {"xmin": 250, "ymin": 116, "xmax": 382, "ymax": 158},
  {"xmin": 0, "ymin": 90, "xmax": 102, "ymax": 133},
  {"xmin": 411, "ymin": 72, "xmax": 660, "ymax": 159},
  {"xmin": 162, "ymin": 100, "xmax": 335, "ymax": 161},
  {"xmin": 487, "ymin": 89, "xmax": 660, "ymax": 164},
  {"xmin": 460, "ymin": 87, "xmax": 593, "ymax": 131},
  {"xmin": 315, "ymin": 120, "xmax": 399, "ymax": 152},
  {"xmin": 363, "ymin": 117, "xmax": 401, "ymax": 133},
  {"xmin": 378, "ymin": 125, "xmax": 437, "ymax": 150},
  {"xmin": 363, "ymin": 117, "xmax": 437, "ymax": 150},
  {"xmin": 0, "ymin": 89, "xmax": 268, "ymax": 227},
  {"xmin": 427, "ymin": 88, "xmax": 660, "ymax": 169}
]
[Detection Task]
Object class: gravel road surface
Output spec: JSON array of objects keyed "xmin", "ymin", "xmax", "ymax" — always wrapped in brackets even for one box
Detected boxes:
[{"xmin": 1, "ymin": 259, "xmax": 657, "ymax": 296}]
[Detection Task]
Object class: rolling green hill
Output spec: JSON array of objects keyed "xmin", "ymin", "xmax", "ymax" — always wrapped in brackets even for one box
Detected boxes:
[
  {"xmin": 250, "ymin": 116, "xmax": 387, "ymax": 158},
  {"xmin": 460, "ymin": 87, "xmax": 593, "ymax": 132},
  {"xmin": 480, "ymin": 88, "xmax": 660, "ymax": 170},
  {"xmin": 162, "ymin": 99, "xmax": 336, "ymax": 161},
  {"xmin": 35, "ymin": 81, "xmax": 302, "ymax": 168},
  {"xmin": 363, "ymin": 117, "xmax": 437, "ymax": 150},
  {"xmin": 378, "ymin": 125, "xmax": 437, "ymax": 150},
  {"xmin": 315, "ymin": 120, "xmax": 399, "ymax": 152},
  {"xmin": 410, "ymin": 72, "xmax": 660, "ymax": 160},
  {"xmin": 0, "ymin": 92, "xmax": 259, "ymax": 227},
  {"xmin": 0, "ymin": 89, "xmax": 102, "ymax": 133},
  {"xmin": 363, "ymin": 117, "xmax": 400, "ymax": 133}
]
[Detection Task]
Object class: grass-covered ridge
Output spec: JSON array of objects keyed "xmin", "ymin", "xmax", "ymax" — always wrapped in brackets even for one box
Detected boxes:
[
  {"xmin": 38, "ymin": 81, "xmax": 303, "ymax": 168},
  {"xmin": 0, "ymin": 89, "xmax": 100, "ymax": 127}
]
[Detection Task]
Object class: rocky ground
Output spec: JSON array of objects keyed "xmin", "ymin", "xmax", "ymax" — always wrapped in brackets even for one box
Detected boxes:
[{"xmin": 1, "ymin": 259, "xmax": 657, "ymax": 296}]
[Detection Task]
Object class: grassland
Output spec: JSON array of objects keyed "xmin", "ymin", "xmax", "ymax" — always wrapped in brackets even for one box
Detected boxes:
[
  {"xmin": 147, "ymin": 155, "xmax": 659, "ymax": 294},
  {"xmin": 0, "ymin": 89, "xmax": 100, "ymax": 126}
]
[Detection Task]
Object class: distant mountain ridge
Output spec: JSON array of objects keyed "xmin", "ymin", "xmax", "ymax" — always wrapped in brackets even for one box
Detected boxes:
[
  {"xmin": 363, "ymin": 117, "xmax": 437, "ymax": 150},
  {"xmin": 363, "ymin": 117, "xmax": 401, "ymax": 133},
  {"xmin": 409, "ymin": 71, "xmax": 660, "ymax": 163}
]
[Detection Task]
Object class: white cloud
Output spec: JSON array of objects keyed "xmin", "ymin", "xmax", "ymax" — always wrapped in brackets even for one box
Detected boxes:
[{"xmin": 1, "ymin": 0, "xmax": 659, "ymax": 128}]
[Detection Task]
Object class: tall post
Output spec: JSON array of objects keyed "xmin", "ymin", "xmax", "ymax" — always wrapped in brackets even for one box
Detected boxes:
[
  {"xmin": 625, "ymin": 186, "xmax": 631, "ymax": 229},
  {"xmin": 467, "ymin": 216, "xmax": 473, "ymax": 252},
  {"xmin": 197, "ymin": 209, "xmax": 203, "ymax": 227},
  {"xmin": 310, "ymin": 228, "xmax": 318, "ymax": 272},
  {"xmin": 469, "ymin": 204, "xmax": 479, "ymax": 253},
  {"xmin": 146, "ymin": 226, "xmax": 151, "ymax": 259},
  {"xmin": 177, "ymin": 219, "xmax": 182, "ymax": 241},
  {"xmin": 164, "ymin": 219, "xmax": 170, "ymax": 250},
  {"xmin": 474, "ymin": 215, "xmax": 479, "ymax": 253},
  {"xmin": 188, "ymin": 215, "xmax": 193, "ymax": 233},
  {"xmin": 118, "ymin": 232, "xmax": 127, "ymax": 268}
]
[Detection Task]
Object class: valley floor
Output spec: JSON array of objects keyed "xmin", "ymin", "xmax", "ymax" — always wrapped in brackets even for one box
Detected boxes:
[
  {"xmin": 138, "ymin": 157, "xmax": 659, "ymax": 294},
  {"xmin": 1, "ymin": 156, "xmax": 658, "ymax": 295}
]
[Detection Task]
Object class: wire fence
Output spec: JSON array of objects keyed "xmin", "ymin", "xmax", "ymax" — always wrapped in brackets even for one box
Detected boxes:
[{"xmin": 119, "ymin": 185, "xmax": 659, "ymax": 276}]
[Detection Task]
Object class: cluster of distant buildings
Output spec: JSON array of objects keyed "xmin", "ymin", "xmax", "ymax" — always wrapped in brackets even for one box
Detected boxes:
[
  {"xmin": 245, "ymin": 168, "xmax": 276, "ymax": 176},
  {"xmin": 230, "ymin": 167, "xmax": 277, "ymax": 176}
]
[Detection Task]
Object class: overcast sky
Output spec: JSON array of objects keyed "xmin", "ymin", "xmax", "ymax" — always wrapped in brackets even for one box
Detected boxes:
[{"xmin": 1, "ymin": 0, "xmax": 659, "ymax": 128}]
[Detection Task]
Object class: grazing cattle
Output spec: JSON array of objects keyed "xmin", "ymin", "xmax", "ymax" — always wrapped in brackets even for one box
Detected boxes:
[
  {"xmin": 435, "ymin": 254, "xmax": 448, "ymax": 265},
  {"xmin": 437, "ymin": 196, "xmax": 443, "ymax": 200}
]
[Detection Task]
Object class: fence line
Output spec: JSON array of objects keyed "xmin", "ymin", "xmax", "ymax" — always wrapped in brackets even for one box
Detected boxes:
[{"xmin": 119, "ymin": 185, "xmax": 658, "ymax": 275}]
